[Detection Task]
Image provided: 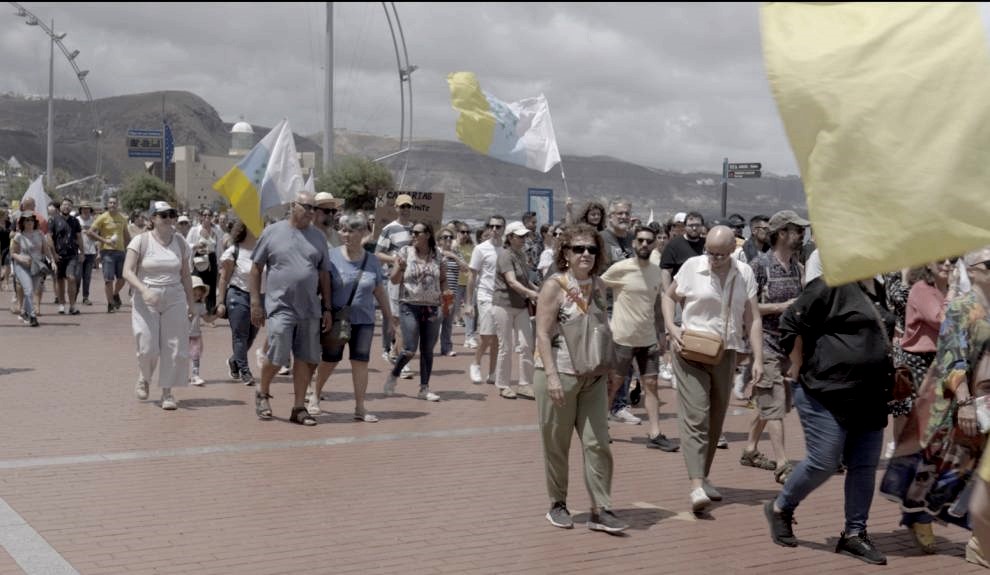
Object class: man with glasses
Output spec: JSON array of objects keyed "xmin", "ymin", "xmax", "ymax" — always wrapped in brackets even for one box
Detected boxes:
[
  {"xmin": 522, "ymin": 211, "xmax": 542, "ymax": 285},
  {"xmin": 740, "ymin": 210, "xmax": 808, "ymax": 483},
  {"xmin": 660, "ymin": 211, "xmax": 706, "ymax": 290},
  {"xmin": 602, "ymin": 225, "xmax": 678, "ymax": 450},
  {"xmin": 466, "ymin": 215, "xmax": 506, "ymax": 384},
  {"xmin": 249, "ymin": 192, "xmax": 333, "ymax": 426},
  {"xmin": 314, "ymin": 192, "xmax": 343, "ymax": 248},
  {"xmin": 740, "ymin": 215, "xmax": 772, "ymax": 264},
  {"xmin": 376, "ymin": 194, "xmax": 416, "ymax": 367},
  {"xmin": 662, "ymin": 225, "xmax": 764, "ymax": 512}
]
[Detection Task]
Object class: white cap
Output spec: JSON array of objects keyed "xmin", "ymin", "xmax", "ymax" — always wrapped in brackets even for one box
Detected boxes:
[
  {"xmin": 151, "ymin": 201, "xmax": 175, "ymax": 214},
  {"xmin": 673, "ymin": 212, "xmax": 687, "ymax": 224},
  {"xmin": 177, "ymin": 215, "xmax": 190, "ymax": 224},
  {"xmin": 191, "ymin": 276, "xmax": 207, "ymax": 290},
  {"xmin": 505, "ymin": 221, "xmax": 530, "ymax": 237}
]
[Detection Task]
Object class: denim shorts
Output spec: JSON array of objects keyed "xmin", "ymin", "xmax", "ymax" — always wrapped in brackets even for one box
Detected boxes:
[
  {"xmin": 101, "ymin": 250, "xmax": 125, "ymax": 281},
  {"xmin": 266, "ymin": 311, "xmax": 321, "ymax": 366},
  {"xmin": 321, "ymin": 323, "xmax": 375, "ymax": 363}
]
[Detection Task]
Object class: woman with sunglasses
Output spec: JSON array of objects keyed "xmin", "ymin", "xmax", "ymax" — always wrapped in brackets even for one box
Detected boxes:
[
  {"xmin": 533, "ymin": 223, "xmax": 628, "ymax": 533},
  {"xmin": 10, "ymin": 210, "xmax": 54, "ymax": 326},
  {"xmin": 384, "ymin": 221, "xmax": 447, "ymax": 401},
  {"xmin": 122, "ymin": 201, "xmax": 195, "ymax": 410},
  {"xmin": 438, "ymin": 225, "xmax": 467, "ymax": 357}
]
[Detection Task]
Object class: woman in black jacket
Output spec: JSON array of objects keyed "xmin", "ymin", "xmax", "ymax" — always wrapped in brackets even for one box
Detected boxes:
[{"xmin": 764, "ymin": 277, "xmax": 894, "ymax": 565}]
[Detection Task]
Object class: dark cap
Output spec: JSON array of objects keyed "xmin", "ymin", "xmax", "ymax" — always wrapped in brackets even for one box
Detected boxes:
[{"xmin": 768, "ymin": 210, "xmax": 810, "ymax": 233}]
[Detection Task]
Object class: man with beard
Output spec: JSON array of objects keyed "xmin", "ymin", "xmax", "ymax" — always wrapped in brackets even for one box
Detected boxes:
[
  {"xmin": 740, "ymin": 215, "xmax": 771, "ymax": 264},
  {"xmin": 50, "ymin": 197, "xmax": 83, "ymax": 315},
  {"xmin": 660, "ymin": 211, "xmax": 706, "ymax": 291},
  {"xmin": 740, "ymin": 210, "xmax": 807, "ymax": 483},
  {"xmin": 602, "ymin": 225, "xmax": 678, "ymax": 451}
]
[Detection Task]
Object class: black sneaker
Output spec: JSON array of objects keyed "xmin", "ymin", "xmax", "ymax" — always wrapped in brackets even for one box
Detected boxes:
[
  {"xmin": 29, "ymin": 316, "xmax": 39, "ymax": 327},
  {"xmin": 227, "ymin": 357, "xmax": 240, "ymax": 380},
  {"xmin": 107, "ymin": 303, "xmax": 115, "ymax": 313},
  {"xmin": 113, "ymin": 294, "xmax": 122, "ymax": 309},
  {"xmin": 587, "ymin": 509, "xmax": 628, "ymax": 534},
  {"xmin": 240, "ymin": 370, "xmax": 256, "ymax": 386},
  {"xmin": 764, "ymin": 500, "xmax": 798, "ymax": 547},
  {"xmin": 546, "ymin": 501, "xmax": 573, "ymax": 529},
  {"xmin": 646, "ymin": 433, "xmax": 680, "ymax": 452},
  {"xmin": 836, "ymin": 531, "xmax": 886, "ymax": 565}
]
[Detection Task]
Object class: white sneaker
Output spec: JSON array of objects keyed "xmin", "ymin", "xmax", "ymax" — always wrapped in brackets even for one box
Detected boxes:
[
  {"xmin": 383, "ymin": 373, "xmax": 398, "ymax": 396},
  {"xmin": 57, "ymin": 304, "xmax": 65, "ymax": 314},
  {"xmin": 418, "ymin": 387, "xmax": 440, "ymax": 402},
  {"xmin": 732, "ymin": 370, "xmax": 748, "ymax": 400},
  {"xmin": 278, "ymin": 365, "xmax": 292, "ymax": 376},
  {"xmin": 189, "ymin": 375, "xmax": 206, "ymax": 386},
  {"xmin": 469, "ymin": 363, "xmax": 483, "ymax": 384},
  {"xmin": 659, "ymin": 362, "xmax": 674, "ymax": 381},
  {"xmin": 135, "ymin": 378, "xmax": 149, "ymax": 400},
  {"xmin": 690, "ymin": 487, "xmax": 712, "ymax": 512},
  {"xmin": 609, "ymin": 407, "xmax": 642, "ymax": 425},
  {"xmin": 400, "ymin": 365, "xmax": 414, "ymax": 379},
  {"xmin": 716, "ymin": 434, "xmax": 729, "ymax": 449},
  {"xmin": 381, "ymin": 351, "xmax": 392, "ymax": 363},
  {"xmin": 702, "ymin": 479, "xmax": 723, "ymax": 501},
  {"xmin": 306, "ymin": 393, "xmax": 321, "ymax": 416},
  {"xmin": 464, "ymin": 337, "xmax": 478, "ymax": 349},
  {"xmin": 161, "ymin": 389, "xmax": 178, "ymax": 410}
]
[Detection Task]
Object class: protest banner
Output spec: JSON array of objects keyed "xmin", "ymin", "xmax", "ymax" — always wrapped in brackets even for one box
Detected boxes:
[{"xmin": 373, "ymin": 190, "xmax": 445, "ymax": 235}]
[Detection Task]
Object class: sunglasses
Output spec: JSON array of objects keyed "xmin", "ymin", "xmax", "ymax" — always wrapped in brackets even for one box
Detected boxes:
[
  {"xmin": 553, "ymin": 232, "xmax": 562, "ymax": 238},
  {"xmin": 157, "ymin": 210, "xmax": 178, "ymax": 219},
  {"xmin": 634, "ymin": 237, "xmax": 655, "ymax": 244},
  {"xmin": 459, "ymin": 230, "xmax": 470, "ymax": 234},
  {"xmin": 487, "ymin": 224, "xmax": 504, "ymax": 230},
  {"xmin": 295, "ymin": 202, "xmax": 316, "ymax": 212},
  {"xmin": 440, "ymin": 235, "xmax": 454, "ymax": 240},
  {"xmin": 398, "ymin": 204, "xmax": 412, "ymax": 209},
  {"xmin": 970, "ymin": 260, "xmax": 990, "ymax": 271},
  {"xmin": 319, "ymin": 208, "xmax": 337, "ymax": 215},
  {"xmin": 566, "ymin": 244, "xmax": 599, "ymax": 256}
]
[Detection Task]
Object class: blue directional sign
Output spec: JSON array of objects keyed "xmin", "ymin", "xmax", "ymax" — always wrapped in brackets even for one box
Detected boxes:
[{"xmin": 127, "ymin": 128, "xmax": 164, "ymax": 159}]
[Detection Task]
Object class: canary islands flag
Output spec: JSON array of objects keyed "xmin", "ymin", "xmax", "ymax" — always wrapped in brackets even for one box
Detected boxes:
[
  {"xmin": 213, "ymin": 119, "xmax": 304, "ymax": 236},
  {"xmin": 762, "ymin": 3, "xmax": 990, "ymax": 285},
  {"xmin": 447, "ymin": 71, "xmax": 561, "ymax": 173}
]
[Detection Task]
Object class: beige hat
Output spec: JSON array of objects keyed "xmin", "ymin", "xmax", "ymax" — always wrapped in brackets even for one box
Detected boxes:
[
  {"xmin": 177, "ymin": 214, "xmax": 191, "ymax": 224},
  {"xmin": 314, "ymin": 192, "xmax": 342, "ymax": 209},
  {"xmin": 768, "ymin": 210, "xmax": 811, "ymax": 233},
  {"xmin": 394, "ymin": 193, "xmax": 414, "ymax": 207},
  {"xmin": 191, "ymin": 276, "xmax": 207, "ymax": 291}
]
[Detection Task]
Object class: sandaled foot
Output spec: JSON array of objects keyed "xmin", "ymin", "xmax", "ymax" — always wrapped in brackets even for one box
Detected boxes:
[
  {"xmin": 774, "ymin": 461, "xmax": 795, "ymax": 485},
  {"xmin": 290, "ymin": 406, "xmax": 317, "ymax": 426},
  {"xmin": 740, "ymin": 449, "xmax": 777, "ymax": 470},
  {"xmin": 354, "ymin": 410, "xmax": 379, "ymax": 423},
  {"xmin": 255, "ymin": 392, "xmax": 273, "ymax": 420}
]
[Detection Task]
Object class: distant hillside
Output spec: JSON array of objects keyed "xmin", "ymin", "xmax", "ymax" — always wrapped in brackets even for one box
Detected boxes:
[{"xmin": 0, "ymin": 91, "xmax": 805, "ymax": 220}]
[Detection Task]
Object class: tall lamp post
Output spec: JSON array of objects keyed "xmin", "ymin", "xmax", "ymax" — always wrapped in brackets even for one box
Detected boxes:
[{"xmin": 10, "ymin": 3, "xmax": 97, "ymax": 193}]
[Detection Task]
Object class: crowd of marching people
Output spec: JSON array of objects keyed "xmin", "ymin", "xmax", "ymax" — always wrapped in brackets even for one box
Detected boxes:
[{"xmin": 4, "ymin": 190, "xmax": 990, "ymax": 568}]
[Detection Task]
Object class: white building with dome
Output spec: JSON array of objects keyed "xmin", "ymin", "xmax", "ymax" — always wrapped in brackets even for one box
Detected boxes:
[{"xmin": 172, "ymin": 120, "xmax": 315, "ymax": 211}]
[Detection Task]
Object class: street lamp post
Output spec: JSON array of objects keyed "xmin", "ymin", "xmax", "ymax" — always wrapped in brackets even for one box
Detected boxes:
[{"xmin": 11, "ymin": 2, "xmax": 98, "ymax": 195}]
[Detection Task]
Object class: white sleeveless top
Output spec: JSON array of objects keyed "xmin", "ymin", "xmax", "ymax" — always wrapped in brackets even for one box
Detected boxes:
[{"xmin": 128, "ymin": 233, "xmax": 185, "ymax": 287}]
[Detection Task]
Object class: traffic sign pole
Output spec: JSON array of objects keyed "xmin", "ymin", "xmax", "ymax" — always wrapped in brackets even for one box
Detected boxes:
[{"xmin": 721, "ymin": 157, "xmax": 728, "ymax": 218}]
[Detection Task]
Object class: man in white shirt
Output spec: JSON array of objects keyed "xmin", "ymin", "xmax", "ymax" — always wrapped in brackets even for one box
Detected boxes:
[
  {"xmin": 662, "ymin": 226, "xmax": 764, "ymax": 513},
  {"xmin": 375, "ymin": 194, "xmax": 415, "ymax": 364},
  {"xmin": 466, "ymin": 215, "xmax": 505, "ymax": 384}
]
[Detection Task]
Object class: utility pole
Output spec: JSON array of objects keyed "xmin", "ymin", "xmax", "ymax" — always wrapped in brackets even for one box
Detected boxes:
[{"xmin": 323, "ymin": 2, "xmax": 334, "ymax": 172}]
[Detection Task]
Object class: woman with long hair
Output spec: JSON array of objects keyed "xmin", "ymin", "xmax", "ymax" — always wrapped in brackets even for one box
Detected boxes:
[
  {"xmin": 384, "ymin": 221, "xmax": 447, "ymax": 401},
  {"xmin": 438, "ymin": 224, "xmax": 467, "ymax": 357},
  {"xmin": 122, "ymin": 202, "xmax": 195, "ymax": 410},
  {"xmin": 216, "ymin": 221, "xmax": 260, "ymax": 385},
  {"xmin": 533, "ymin": 223, "xmax": 628, "ymax": 533}
]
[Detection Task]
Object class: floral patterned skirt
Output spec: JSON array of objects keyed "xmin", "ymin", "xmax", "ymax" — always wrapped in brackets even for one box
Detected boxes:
[{"xmin": 888, "ymin": 346, "xmax": 935, "ymax": 417}]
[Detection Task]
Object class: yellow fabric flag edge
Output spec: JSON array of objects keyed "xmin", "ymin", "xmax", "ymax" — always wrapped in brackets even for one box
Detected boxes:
[
  {"xmin": 213, "ymin": 168, "xmax": 263, "ymax": 238},
  {"xmin": 447, "ymin": 72, "xmax": 496, "ymax": 155}
]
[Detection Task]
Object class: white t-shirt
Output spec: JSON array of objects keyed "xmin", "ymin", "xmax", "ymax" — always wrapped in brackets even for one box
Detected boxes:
[
  {"xmin": 674, "ymin": 255, "xmax": 757, "ymax": 352},
  {"xmin": 128, "ymin": 233, "xmax": 185, "ymax": 287},
  {"xmin": 220, "ymin": 244, "xmax": 254, "ymax": 292},
  {"xmin": 804, "ymin": 249, "xmax": 822, "ymax": 286},
  {"xmin": 601, "ymin": 257, "xmax": 663, "ymax": 347},
  {"xmin": 78, "ymin": 214, "xmax": 98, "ymax": 255},
  {"xmin": 469, "ymin": 240, "xmax": 502, "ymax": 303}
]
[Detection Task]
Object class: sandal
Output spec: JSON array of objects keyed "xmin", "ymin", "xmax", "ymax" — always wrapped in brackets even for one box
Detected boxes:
[
  {"xmin": 354, "ymin": 410, "xmax": 379, "ymax": 423},
  {"xmin": 774, "ymin": 461, "xmax": 795, "ymax": 485},
  {"xmin": 740, "ymin": 449, "xmax": 777, "ymax": 471},
  {"xmin": 290, "ymin": 406, "xmax": 317, "ymax": 426},
  {"xmin": 255, "ymin": 392, "xmax": 273, "ymax": 420}
]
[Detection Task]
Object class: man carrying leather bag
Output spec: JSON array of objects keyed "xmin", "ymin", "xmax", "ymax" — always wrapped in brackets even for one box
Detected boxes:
[{"xmin": 662, "ymin": 226, "xmax": 764, "ymax": 513}]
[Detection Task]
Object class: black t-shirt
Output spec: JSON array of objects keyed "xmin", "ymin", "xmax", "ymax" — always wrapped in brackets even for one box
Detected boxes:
[
  {"xmin": 659, "ymin": 235, "xmax": 704, "ymax": 276},
  {"xmin": 50, "ymin": 213, "xmax": 82, "ymax": 257},
  {"xmin": 0, "ymin": 219, "xmax": 10, "ymax": 256}
]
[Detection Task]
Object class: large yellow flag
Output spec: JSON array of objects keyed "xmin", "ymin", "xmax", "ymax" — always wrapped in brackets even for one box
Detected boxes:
[{"xmin": 762, "ymin": 3, "xmax": 990, "ymax": 285}]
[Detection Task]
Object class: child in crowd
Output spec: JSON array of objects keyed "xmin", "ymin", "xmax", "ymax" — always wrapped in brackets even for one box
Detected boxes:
[{"xmin": 189, "ymin": 276, "xmax": 216, "ymax": 385}]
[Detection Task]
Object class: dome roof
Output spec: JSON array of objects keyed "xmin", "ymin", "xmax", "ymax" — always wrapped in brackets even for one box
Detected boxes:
[{"xmin": 231, "ymin": 121, "xmax": 254, "ymax": 134}]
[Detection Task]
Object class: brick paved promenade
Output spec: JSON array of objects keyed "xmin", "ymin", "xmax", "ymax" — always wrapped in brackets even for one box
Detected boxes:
[{"xmin": 0, "ymin": 288, "xmax": 984, "ymax": 574}]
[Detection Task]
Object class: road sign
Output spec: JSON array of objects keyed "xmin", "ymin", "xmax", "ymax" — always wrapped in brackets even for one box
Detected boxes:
[
  {"xmin": 728, "ymin": 170, "xmax": 761, "ymax": 178},
  {"xmin": 127, "ymin": 129, "xmax": 164, "ymax": 159},
  {"xmin": 727, "ymin": 162, "xmax": 761, "ymax": 171}
]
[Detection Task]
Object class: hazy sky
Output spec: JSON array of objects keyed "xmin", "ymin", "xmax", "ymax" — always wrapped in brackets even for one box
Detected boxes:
[{"xmin": 0, "ymin": 2, "xmax": 798, "ymax": 174}]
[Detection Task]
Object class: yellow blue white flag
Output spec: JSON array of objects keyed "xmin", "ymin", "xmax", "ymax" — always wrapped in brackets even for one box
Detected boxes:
[
  {"xmin": 447, "ymin": 71, "xmax": 561, "ymax": 173},
  {"xmin": 762, "ymin": 3, "xmax": 990, "ymax": 285},
  {"xmin": 213, "ymin": 119, "xmax": 304, "ymax": 236}
]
